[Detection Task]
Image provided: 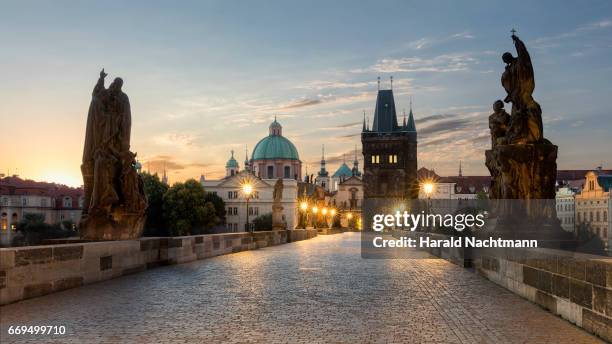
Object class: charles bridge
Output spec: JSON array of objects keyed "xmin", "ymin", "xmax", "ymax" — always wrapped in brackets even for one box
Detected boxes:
[{"xmin": 0, "ymin": 231, "xmax": 609, "ymax": 343}]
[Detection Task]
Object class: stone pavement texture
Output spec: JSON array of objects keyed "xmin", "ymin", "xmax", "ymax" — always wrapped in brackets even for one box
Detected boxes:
[{"xmin": 0, "ymin": 233, "xmax": 604, "ymax": 344}]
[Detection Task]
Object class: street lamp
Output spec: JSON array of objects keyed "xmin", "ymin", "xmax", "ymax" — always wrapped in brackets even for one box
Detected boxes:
[
  {"xmin": 300, "ymin": 201, "xmax": 308, "ymax": 228},
  {"xmin": 312, "ymin": 206, "xmax": 318, "ymax": 229},
  {"xmin": 421, "ymin": 181, "xmax": 435, "ymax": 230},
  {"xmin": 242, "ymin": 182, "xmax": 254, "ymax": 233}
]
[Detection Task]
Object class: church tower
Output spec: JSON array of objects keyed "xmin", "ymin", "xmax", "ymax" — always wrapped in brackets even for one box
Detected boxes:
[{"xmin": 361, "ymin": 80, "xmax": 418, "ymax": 200}]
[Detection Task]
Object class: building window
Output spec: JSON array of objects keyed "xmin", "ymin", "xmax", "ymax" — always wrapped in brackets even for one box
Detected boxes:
[
  {"xmin": 41, "ymin": 198, "xmax": 48, "ymax": 207},
  {"xmin": 267, "ymin": 166, "xmax": 274, "ymax": 178},
  {"xmin": 63, "ymin": 197, "xmax": 72, "ymax": 208},
  {"xmin": 22, "ymin": 198, "xmax": 28, "ymax": 206},
  {"xmin": 388, "ymin": 155, "xmax": 397, "ymax": 163},
  {"xmin": 284, "ymin": 166, "xmax": 291, "ymax": 178},
  {"xmin": 371, "ymin": 155, "xmax": 380, "ymax": 164},
  {"xmin": 1, "ymin": 197, "xmax": 7, "ymax": 206},
  {"xmin": 590, "ymin": 212, "xmax": 593, "ymax": 222},
  {"xmin": 596, "ymin": 211, "xmax": 600, "ymax": 222},
  {"xmin": 604, "ymin": 211, "xmax": 608, "ymax": 222}
]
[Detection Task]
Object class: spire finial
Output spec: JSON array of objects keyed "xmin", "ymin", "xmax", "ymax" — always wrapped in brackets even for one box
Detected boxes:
[
  {"xmin": 377, "ymin": 76, "xmax": 380, "ymax": 90},
  {"xmin": 410, "ymin": 96, "xmax": 413, "ymax": 112},
  {"xmin": 231, "ymin": 149, "xmax": 234, "ymax": 158},
  {"xmin": 390, "ymin": 75, "xmax": 393, "ymax": 90},
  {"xmin": 322, "ymin": 144, "xmax": 325, "ymax": 160}
]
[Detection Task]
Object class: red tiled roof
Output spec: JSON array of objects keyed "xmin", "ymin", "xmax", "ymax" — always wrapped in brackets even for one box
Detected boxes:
[{"xmin": 0, "ymin": 176, "xmax": 84, "ymax": 209}]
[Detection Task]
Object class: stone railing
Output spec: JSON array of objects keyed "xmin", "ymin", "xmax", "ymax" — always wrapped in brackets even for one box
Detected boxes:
[
  {"xmin": 476, "ymin": 247, "xmax": 611, "ymax": 342},
  {"xmin": 390, "ymin": 230, "xmax": 611, "ymax": 342},
  {"xmin": 0, "ymin": 229, "xmax": 317, "ymax": 305}
]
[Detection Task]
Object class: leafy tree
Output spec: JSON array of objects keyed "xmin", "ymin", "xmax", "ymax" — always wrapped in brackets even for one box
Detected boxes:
[
  {"xmin": 575, "ymin": 223, "xmax": 606, "ymax": 255},
  {"xmin": 252, "ymin": 213, "xmax": 272, "ymax": 231},
  {"xmin": 204, "ymin": 192, "xmax": 226, "ymax": 224},
  {"xmin": 14, "ymin": 213, "xmax": 76, "ymax": 246},
  {"xmin": 141, "ymin": 172, "xmax": 169, "ymax": 236},
  {"xmin": 162, "ymin": 179, "xmax": 219, "ymax": 236}
]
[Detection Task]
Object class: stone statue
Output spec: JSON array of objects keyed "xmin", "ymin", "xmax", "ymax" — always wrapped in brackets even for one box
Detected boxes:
[
  {"xmin": 80, "ymin": 69, "xmax": 147, "ymax": 240},
  {"xmin": 488, "ymin": 100, "xmax": 510, "ymax": 148},
  {"xmin": 501, "ymin": 34, "xmax": 543, "ymax": 144},
  {"xmin": 272, "ymin": 178, "xmax": 285, "ymax": 230},
  {"xmin": 485, "ymin": 33, "xmax": 558, "ymax": 223}
]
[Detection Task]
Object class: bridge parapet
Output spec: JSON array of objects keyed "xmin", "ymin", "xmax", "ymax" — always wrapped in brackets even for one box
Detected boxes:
[{"xmin": 0, "ymin": 229, "xmax": 317, "ymax": 306}]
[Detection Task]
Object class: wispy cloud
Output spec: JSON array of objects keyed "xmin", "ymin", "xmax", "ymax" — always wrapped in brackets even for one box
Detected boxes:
[
  {"xmin": 353, "ymin": 53, "xmax": 478, "ymax": 74},
  {"xmin": 407, "ymin": 31, "xmax": 474, "ymax": 50},
  {"xmin": 530, "ymin": 18, "xmax": 612, "ymax": 49}
]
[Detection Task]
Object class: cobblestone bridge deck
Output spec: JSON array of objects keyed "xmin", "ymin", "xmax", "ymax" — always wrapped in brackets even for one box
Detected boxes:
[{"xmin": 0, "ymin": 233, "xmax": 603, "ymax": 343}]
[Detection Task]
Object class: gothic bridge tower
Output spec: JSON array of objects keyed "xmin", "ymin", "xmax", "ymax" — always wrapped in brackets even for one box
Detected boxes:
[{"xmin": 361, "ymin": 84, "xmax": 418, "ymax": 200}]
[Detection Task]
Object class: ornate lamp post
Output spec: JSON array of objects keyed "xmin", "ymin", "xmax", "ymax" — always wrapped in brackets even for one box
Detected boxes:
[{"xmin": 242, "ymin": 182, "xmax": 254, "ymax": 233}]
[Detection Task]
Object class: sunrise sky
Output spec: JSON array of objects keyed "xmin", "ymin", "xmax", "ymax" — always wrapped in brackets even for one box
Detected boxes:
[{"xmin": 1, "ymin": 0, "xmax": 611, "ymax": 187}]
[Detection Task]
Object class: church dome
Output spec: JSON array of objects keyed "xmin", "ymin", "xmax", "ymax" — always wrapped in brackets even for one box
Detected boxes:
[
  {"xmin": 226, "ymin": 151, "xmax": 239, "ymax": 168},
  {"xmin": 332, "ymin": 163, "xmax": 353, "ymax": 178},
  {"xmin": 252, "ymin": 120, "xmax": 300, "ymax": 161}
]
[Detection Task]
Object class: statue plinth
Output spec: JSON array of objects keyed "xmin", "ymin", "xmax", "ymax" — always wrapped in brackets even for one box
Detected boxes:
[
  {"xmin": 80, "ymin": 211, "xmax": 145, "ymax": 240},
  {"xmin": 272, "ymin": 205, "xmax": 285, "ymax": 230}
]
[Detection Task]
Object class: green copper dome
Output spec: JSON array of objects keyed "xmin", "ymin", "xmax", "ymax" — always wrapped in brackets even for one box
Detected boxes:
[
  {"xmin": 252, "ymin": 119, "xmax": 300, "ymax": 161},
  {"xmin": 226, "ymin": 150, "xmax": 239, "ymax": 168},
  {"xmin": 252, "ymin": 135, "xmax": 299, "ymax": 160},
  {"xmin": 332, "ymin": 163, "xmax": 353, "ymax": 178}
]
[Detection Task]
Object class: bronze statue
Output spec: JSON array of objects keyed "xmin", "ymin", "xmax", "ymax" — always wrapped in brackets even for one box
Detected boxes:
[{"xmin": 80, "ymin": 69, "xmax": 147, "ymax": 240}]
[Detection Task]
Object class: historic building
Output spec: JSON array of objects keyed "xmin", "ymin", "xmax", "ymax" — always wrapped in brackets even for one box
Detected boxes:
[
  {"xmin": 575, "ymin": 168, "xmax": 612, "ymax": 249},
  {"xmin": 201, "ymin": 118, "xmax": 303, "ymax": 232},
  {"xmin": 556, "ymin": 187, "xmax": 576, "ymax": 233},
  {"xmin": 250, "ymin": 118, "xmax": 302, "ymax": 180},
  {"xmin": 201, "ymin": 171, "xmax": 298, "ymax": 232},
  {"xmin": 361, "ymin": 87, "xmax": 418, "ymax": 199},
  {"xmin": 1, "ymin": 176, "xmax": 84, "ymax": 245},
  {"xmin": 315, "ymin": 145, "xmax": 330, "ymax": 190}
]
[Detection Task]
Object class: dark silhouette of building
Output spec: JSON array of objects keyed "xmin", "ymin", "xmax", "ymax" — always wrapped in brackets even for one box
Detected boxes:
[{"xmin": 361, "ymin": 85, "xmax": 418, "ymax": 199}]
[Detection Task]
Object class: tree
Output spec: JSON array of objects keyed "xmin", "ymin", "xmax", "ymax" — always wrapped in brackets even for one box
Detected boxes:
[
  {"xmin": 162, "ymin": 179, "xmax": 220, "ymax": 236},
  {"xmin": 14, "ymin": 213, "xmax": 76, "ymax": 246},
  {"xmin": 141, "ymin": 171, "xmax": 169, "ymax": 236},
  {"xmin": 575, "ymin": 223, "xmax": 606, "ymax": 255},
  {"xmin": 204, "ymin": 192, "xmax": 226, "ymax": 224},
  {"xmin": 252, "ymin": 213, "xmax": 272, "ymax": 231}
]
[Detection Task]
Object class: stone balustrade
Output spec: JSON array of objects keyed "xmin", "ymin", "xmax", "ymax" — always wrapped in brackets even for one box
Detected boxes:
[{"xmin": 0, "ymin": 229, "xmax": 317, "ymax": 305}]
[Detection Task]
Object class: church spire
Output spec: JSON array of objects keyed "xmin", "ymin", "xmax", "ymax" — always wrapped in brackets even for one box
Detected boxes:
[
  {"xmin": 402, "ymin": 109, "xmax": 407, "ymax": 127},
  {"xmin": 458, "ymin": 160, "xmax": 463, "ymax": 177},
  {"xmin": 318, "ymin": 144, "xmax": 328, "ymax": 177}
]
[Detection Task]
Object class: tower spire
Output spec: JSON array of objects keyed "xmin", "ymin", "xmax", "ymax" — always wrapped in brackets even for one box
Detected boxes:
[
  {"xmin": 458, "ymin": 161, "xmax": 463, "ymax": 177},
  {"xmin": 402, "ymin": 109, "xmax": 407, "ymax": 127},
  {"xmin": 362, "ymin": 110, "xmax": 366, "ymax": 131},
  {"xmin": 390, "ymin": 75, "xmax": 393, "ymax": 90}
]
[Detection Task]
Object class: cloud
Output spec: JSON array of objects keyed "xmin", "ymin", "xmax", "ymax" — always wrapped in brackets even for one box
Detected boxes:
[
  {"xmin": 353, "ymin": 53, "xmax": 478, "ymax": 74},
  {"xmin": 407, "ymin": 31, "xmax": 474, "ymax": 50},
  {"xmin": 418, "ymin": 118, "xmax": 474, "ymax": 136},
  {"xmin": 281, "ymin": 98, "xmax": 323, "ymax": 109},
  {"xmin": 530, "ymin": 18, "xmax": 612, "ymax": 49},
  {"xmin": 416, "ymin": 113, "xmax": 458, "ymax": 125},
  {"xmin": 141, "ymin": 155, "xmax": 211, "ymax": 175}
]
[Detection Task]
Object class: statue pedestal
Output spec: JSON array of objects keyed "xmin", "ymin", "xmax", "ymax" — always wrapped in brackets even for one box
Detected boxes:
[
  {"xmin": 80, "ymin": 211, "xmax": 145, "ymax": 240},
  {"xmin": 486, "ymin": 143, "xmax": 557, "ymax": 200},
  {"xmin": 272, "ymin": 205, "xmax": 285, "ymax": 230}
]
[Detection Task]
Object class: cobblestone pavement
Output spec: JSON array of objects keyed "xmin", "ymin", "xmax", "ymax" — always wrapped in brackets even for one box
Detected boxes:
[{"xmin": 0, "ymin": 233, "xmax": 603, "ymax": 344}]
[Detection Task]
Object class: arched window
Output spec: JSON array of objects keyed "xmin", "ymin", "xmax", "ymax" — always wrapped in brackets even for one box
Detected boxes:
[
  {"xmin": 267, "ymin": 166, "xmax": 274, "ymax": 179},
  {"xmin": 63, "ymin": 197, "xmax": 72, "ymax": 208}
]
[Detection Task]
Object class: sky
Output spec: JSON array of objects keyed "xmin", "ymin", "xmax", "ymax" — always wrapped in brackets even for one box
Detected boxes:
[{"xmin": 1, "ymin": 0, "xmax": 611, "ymax": 187}]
